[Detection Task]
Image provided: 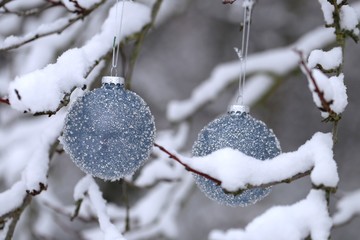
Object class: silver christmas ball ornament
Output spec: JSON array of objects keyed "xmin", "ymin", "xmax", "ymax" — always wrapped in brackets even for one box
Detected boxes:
[
  {"xmin": 192, "ymin": 105, "xmax": 281, "ymax": 207},
  {"xmin": 62, "ymin": 76, "xmax": 156, "ymax": 180}
]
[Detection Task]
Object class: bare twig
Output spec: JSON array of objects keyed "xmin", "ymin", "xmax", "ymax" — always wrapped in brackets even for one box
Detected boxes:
[
  {"xmin": 154, "ymin": 143, "xmax": 222, "ymax": 185},
  {"xmin": 70, "ymin": 199, "xmax": 84, "ymax": 221},
  {"xmin": 222, "ymin": 0, "xmax": 236, "ymax": 4},
  {"xmin": 69, "ymin": 0, "xmax": 86, "ymax": 14},
  {"xmin": 0, "ymin": 98, "xmax": 9, "ymax": 105},
  {"xmin": 122, "ymin": 180, "xmax": 130, "ymax": 233}
]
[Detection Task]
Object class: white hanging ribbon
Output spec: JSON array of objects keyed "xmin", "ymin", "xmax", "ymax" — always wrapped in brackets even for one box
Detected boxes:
[
  {"xmin": 234, "ymin": 0, "xmax": 255, "ymax": 105},
  {"xmin": 111, "ymin": 0, "xmax": 126, "ymax": 77}
]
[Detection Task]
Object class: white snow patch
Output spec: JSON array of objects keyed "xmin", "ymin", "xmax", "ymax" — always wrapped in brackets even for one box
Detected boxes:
[
  {"xmin": 340, "ymin": 5, "xmax": 359, "ymax": 35},
  {"xmin": 209, "ymin": 190, "xmax": 332, "ymax": 240},
  {"xmin": 306, "ymin": 69, "xmax": 347, "ymax": 117},
  {"xmin": 22, "ymin": 111, "xmax": 65, "ymax": 192},
  {"xmin": 308, "ymin": 47, "xmax": 342, "ymax": 70},
  {"xmin": 318, "ymin": 0, "xmax": 334, "ymax": 25},
  {"xmin": 77, "ymin": 0, "xmax": 103, "ymax": 9},
  {"xmin": 333, "ymin": 189, "xmax": 360, "ymax": 225},
  {"xmin": 0, "ymin": 181, "xmax": 27, "ymax": 216}
]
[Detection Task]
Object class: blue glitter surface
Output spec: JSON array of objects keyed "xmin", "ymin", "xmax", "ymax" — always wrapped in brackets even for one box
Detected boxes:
[
  {"xmin": 192, "ymin": 110, "xmax": 281, "ymax": 207},
  {"xmin": 62, "ymin": 83, "xmax": 155, "ymax": 180}
]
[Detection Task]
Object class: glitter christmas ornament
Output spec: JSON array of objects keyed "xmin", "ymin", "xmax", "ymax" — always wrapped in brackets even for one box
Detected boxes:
[
  {"xmin": 62, "ymin": 76, "xmax": 155, "ymax": 180},
  {"xmin": 192, "ymin": 105, "xmax": 281, "ymax": 207}
]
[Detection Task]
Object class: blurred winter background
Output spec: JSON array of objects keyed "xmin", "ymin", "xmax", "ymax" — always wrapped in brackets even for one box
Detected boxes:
[{"xmin": 0, "ymin": 0, "xmax": 360, "ymax": 239}]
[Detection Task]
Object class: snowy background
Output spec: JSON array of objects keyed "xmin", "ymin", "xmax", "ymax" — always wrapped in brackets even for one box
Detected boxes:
[{"xmin": 1, "ymin": 0, "xmax": 360, "ymax": 239}]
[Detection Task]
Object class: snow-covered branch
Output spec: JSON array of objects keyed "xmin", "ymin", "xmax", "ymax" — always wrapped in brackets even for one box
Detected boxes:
[
  {"xmin": 166, "ymin": 25, "xmax": 336, "ymax": 123},
  {"xmin": 209, "ymin": 190, "xmax": 332, "ymax": 240},
  {"xmin": 157, "ymin": 132, "xmax": 338, "ymax": 193},
  {"xmin": 74, "ymin": 176, "xmax": 126, "ymax": 240},
  {"xmin": 0, "ymin": 1, "xmax": 105, "ymax": 51},
  {"xmin": 333, "ymin": 189, "xmax": 360, "ymax": 227},
  {"xmin": 0, "ymin": 111, "xmax": 65, "ymax": 238},
  {"xmin": 7, "ymin": 1, "xmax": 151, "ymax": 113}
]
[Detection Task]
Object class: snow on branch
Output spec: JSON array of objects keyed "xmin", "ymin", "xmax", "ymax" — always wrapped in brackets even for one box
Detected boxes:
[
  {"xmin": 7, "ymin": 1, "xmax": 151, "ymax": 113},
  {"xmin": 74, "ymin": 175, "xmax": 126, "ymax": 240},
  {"xmin": 0, "ymin": 0, "xmax": 106, "ymax": 51},
  {"xmin": 333, "ymin": 189, "xmax": 360, "ymax": 226},
  {"xmin": 167, "ymin": 2, "xmax": 360, "ymax": 123},
  {"xmin": 156, "ymin": 132, "xmax": 338, "ymax": 193},
  {"xmin": 297, "ymin": 50, "xmax": 347, "ymax": 119},
  {"xmin": 209, "ymin": 190, "xmax": 332, "ymax": 240},
  {"xmin": 0, "ymin": 111, "xmax": 65, "ymax": 238},
  {"xmin": 166, "ymin": 25, "xmax": 336, "ymax": 123}
]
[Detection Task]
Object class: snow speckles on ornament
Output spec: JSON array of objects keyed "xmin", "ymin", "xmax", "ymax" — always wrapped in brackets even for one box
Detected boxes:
[
  {"xmin": 62, "ymin": 80, "xmax": 155, "ymax": 180},
  {"xmin": 192, "ymin": 107, "xmax": 281, "ymax": 207}
]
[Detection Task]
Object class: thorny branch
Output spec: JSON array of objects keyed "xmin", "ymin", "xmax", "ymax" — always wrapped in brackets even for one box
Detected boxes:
[{"xmin": 154, "ymin": 143, "xmax": 316, "ymax": 194}]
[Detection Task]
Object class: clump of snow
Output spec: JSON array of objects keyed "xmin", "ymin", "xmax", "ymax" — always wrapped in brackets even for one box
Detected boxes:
[
  {"xmin": 308, "ymin": 47, "xmax": 342, "ymax": 70},
  {"xmin": 306, "ymin": 68, "xmax": 348, "ymax": 117},
  {"xmin": 333, "ymin": 189, "xmax": 360, "ymax": 226},
  {"xmin": 169, "ymin": 132, "xmax": 337, "ymax": 192},
  {"xmin": 8, "ymin": 1, "xmax": 151, "ymax": 113},
  {"xmin": 209, "ymin": 190, "xmax": 332, "ymax": 240},
  {"xmin": 22, "ymin": 111, "xmax": 65, "ymax": 192},
  {"xmin": 0, "ymin": 181, "xmax": 27, "ymax": 216},
  {"xmin": 77, "ymin": 0, "xmax": 103, "ymax": 9},
  {"xmin": 242, "ymin": 0, "xmax": 255, "ymax": 8},
  {"xmin": 340, "ymin": 5, "xmax": 360, "ymax": 35},
  {"xmin": 318, "ymin": 0, "xmax": 334, "ymax": 25}
]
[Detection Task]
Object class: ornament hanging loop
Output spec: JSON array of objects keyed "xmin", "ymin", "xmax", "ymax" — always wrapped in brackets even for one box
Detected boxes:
[
  {"xmin": 234, "ymin": 0, "xmax": 255, "ymax": 106},
  {"xmin": 110, "ymin": 0, "xmax": 126, "ymax": 77}
]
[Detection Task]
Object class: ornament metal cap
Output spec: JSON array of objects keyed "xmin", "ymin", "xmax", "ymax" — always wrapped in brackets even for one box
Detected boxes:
[
  {"xmin": 102, "ymin": 76, "xmax": 125, "ymax": 85},
  {"xmin": 228, "ymin": 104, "xmax": 250, "ymax": 114}
]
